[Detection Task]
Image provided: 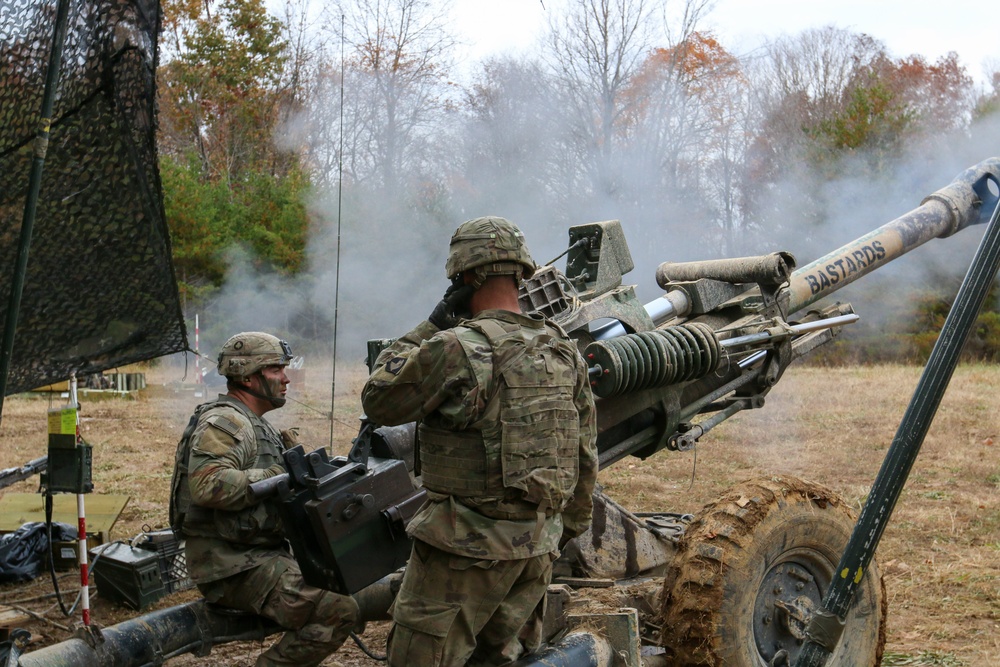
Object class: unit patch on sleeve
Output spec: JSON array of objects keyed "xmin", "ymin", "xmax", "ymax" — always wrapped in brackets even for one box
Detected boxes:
[{"xmin": 385, "ymin": 356, "xmax": 407, "ymax": 375}]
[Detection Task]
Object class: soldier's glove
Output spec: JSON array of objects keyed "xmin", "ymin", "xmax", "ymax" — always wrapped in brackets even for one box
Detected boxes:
[
  {"xmin": 245, "ymin": 463, "xmax": 286, "ymax": 485},
  {"xmin": 280, "ymin": 427, "xmax": 300, "ymax": 447},
  {"xmin": 262, "ymin": 464, "xmax": 286, "ymax": 479},
  {"xmin": 428, "ymin": 278, "xmax": 475, "ymax": 330}
]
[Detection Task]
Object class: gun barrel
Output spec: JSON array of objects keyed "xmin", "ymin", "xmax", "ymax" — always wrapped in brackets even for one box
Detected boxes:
[
  {"xmin": 248, "ymin": 473, "xmax": 289, "ymax": 502},
  {"xmin": 788, "ymin": 158, "xmax": 1000, "ymax": 313},
  {"xmin": 590, "ymin": 291, "xmax": 690, "ymax": 340}
]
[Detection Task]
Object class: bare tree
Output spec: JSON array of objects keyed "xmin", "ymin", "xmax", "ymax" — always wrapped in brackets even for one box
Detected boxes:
[
  {"xmin": 456, "ymin": 56, "xmax": 566, "ymax": 227},
  {"xmin": 275, "ymin": 0, "xmax": 326, "ymax": 119},
  {"xmin": 682, "ymin": 35, "xmax": 754, "ymax": 254},
  {"xmin": 973, "ymin": 62, "xmax": 1000, "ymax": 120},
  {"xmin": 543, "ymin": 0, "xmax": 655, "ymax": 199},
  {"xmin": 329, "ymin": 0, "xmax": 457, "ymax": 193}
]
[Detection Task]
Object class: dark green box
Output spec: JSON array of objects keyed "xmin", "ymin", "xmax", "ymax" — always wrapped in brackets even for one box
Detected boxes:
[
  {"xmin": 45, "ymin": 406, "xmax": 93, "ymax": 494},
  {"xmin": 90, "ymin": 542, "xmax": 165, "ymax": 610},
  {"xmin": 44, "ymin": 445, "xmax": 93, "ymax": 494}
]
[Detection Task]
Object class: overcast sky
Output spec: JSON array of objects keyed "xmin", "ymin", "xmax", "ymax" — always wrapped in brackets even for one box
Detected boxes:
[{"xmin": 451, "ymin": 0, "xmax": 1000, "ymax": 85}]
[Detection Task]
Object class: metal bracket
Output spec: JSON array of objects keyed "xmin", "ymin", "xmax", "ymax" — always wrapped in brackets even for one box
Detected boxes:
[
  {"xmin": 0, "ymin": 629, "xmax": 32, "ymax": 667},
  {"xmin": 634, "ymin": 512, "xmax": 693, "ymax": 543},
  {"xmin": 804, "ymin": 608, "xmax": 846, "ymax": 653},
  {"xmin": 73, "ymin": 623, "xmax": 105, "ymax": 649},
  {"xmin": 769, "ymin": 649, "xmax": 790, "ymax": 666}
]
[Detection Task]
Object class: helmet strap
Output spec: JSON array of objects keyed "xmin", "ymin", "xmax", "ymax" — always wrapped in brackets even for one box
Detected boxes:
[
  {"xmin": 240, "ymin": 370, "xmax": 286, "ymax": 408},
  {"xmin": 471, "ymin": 267, "xmax": 488, "ymax": 289}
]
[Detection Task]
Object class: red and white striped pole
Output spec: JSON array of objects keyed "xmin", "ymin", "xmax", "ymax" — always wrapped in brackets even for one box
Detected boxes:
[
  {"xmin": 76, "ymin": 497, "xmax": 89, "ymax": 626},
  {"xmin": 69, "ymin": 374, "xmax": 90, "ymax": 626}
]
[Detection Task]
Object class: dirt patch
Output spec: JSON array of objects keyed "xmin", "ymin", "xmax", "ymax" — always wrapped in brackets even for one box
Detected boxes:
[{"xmin": 0, "ymin": 362, "xmax": 997, "ymax": 665}]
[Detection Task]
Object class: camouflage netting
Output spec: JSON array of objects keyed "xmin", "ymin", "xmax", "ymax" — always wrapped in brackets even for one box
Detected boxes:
[{"xmin": 0, "ymin": 0, "xmax": 187, "ymax": 395}]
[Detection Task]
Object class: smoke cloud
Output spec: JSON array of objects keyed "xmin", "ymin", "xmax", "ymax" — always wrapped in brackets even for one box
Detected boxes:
[{"xmin": 186, "ymin": 9, "xmax": 1000, "ymax": 380}]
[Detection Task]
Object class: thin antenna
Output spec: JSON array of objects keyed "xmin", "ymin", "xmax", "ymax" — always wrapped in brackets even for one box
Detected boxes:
[{"xmin": 329, "ymin": 13, "xmax": 346, "ymax": 449}]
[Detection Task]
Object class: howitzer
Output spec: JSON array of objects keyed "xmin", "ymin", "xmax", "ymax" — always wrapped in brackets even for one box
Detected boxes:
[
  {"xmin": 247, "ymin": 158, "xmax": 997, "ymax": 665},
  {"xmin": 16, "ymin": 157, "xmax": 1000, "ymax": 667}
]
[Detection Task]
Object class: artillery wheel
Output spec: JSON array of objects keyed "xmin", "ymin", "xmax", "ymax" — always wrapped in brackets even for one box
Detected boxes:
[{"xmin": 659, "ymin": 476, "xmax": 886, "ymax": 666}]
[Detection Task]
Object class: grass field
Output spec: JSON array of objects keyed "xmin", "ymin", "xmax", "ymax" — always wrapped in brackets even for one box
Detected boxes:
[{"xmin": 0, "ymin": 361, "xmax": 997, "ymax": 665}]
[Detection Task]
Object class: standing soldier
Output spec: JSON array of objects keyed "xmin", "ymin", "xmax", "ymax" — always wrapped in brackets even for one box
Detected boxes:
[
  {"xmin": 362, "ymin": 216, "xmax": 599, "ymax": 666},
  {"xmin": 170, "ymin": 332, "xmax": 358, "ymax": 667}
]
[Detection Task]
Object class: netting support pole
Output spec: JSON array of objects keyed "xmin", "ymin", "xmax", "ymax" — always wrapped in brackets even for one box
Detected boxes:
[{"xmin": 0, "ymin": 0, "xmax": 72, "ymax": 420}]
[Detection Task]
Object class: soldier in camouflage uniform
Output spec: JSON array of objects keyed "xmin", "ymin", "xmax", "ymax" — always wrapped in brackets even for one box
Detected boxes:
[
  {"xmin": 170, "ymin": 332, "xmax": 358, "ymax": 667},
  {"xmin": 362, "ymin": 217, "xmax": 599, "ymax": 667}
]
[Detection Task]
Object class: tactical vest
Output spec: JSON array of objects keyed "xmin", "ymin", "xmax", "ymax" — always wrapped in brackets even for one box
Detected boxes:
[
  {"xmin": 418, "ymin": 317, "xmax": 582, "ymax": 513},
  {"xmin": 169, "ymin": 396, "xmax": 285, "ymax": 545}
]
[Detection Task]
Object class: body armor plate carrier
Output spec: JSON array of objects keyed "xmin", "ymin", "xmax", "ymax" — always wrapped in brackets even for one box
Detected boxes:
[
  {"xmin": 169, "ymin": 396, "xmax": 285, "ymax": 544},
  {"xmin": 418, "ymin": 317, "xmax": 581, "ymax": 513}
]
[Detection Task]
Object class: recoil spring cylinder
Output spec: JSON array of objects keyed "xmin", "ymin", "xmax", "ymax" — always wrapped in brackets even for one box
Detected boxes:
[{"xmin": 585, "ymin": 322, "xmax": 723, "ymax": 398}]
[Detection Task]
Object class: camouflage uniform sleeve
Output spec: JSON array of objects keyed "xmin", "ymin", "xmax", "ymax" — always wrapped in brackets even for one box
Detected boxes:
[
  {"xmin": 561, "ymin": 350, "xmax": 599, "ymax": 541},
  {"xmin": 361, "ymin": 320, "xmax": 481, "ymax": 427},
  {"xmin": 188, "ymin": 411, "xmax": 277, "ymax": 512}
]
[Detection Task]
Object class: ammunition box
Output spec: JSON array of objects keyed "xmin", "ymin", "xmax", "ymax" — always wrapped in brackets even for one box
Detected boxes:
[
  {"xmin": 90, "ymin": 533, "xmax": 190, "ymax": 610},
  {"xmin": 48, "ymin": 535, "xmax": 101, "ymax": 571},
  {"xmin": 90, "ymin": 542, "xmax": 165, "ymax": 610}
]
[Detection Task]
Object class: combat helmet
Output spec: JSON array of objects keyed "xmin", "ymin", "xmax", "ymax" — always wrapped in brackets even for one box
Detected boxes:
[
  {"xmin": 446, "ymin": 216, "xmax": 536, "ymax": 287},
  {"xmin": 217, "ymin": 332, "xmax": 293, "ymax": 382}
]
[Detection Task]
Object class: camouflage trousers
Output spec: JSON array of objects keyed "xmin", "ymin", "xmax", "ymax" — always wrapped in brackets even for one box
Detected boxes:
[
  {"xmin": 387, "ymin": 540, "xmax": 555, "ymax": 667},
  {"xmin": 199, "ymin": 555, "xmax": 359, "ymax": 667}
]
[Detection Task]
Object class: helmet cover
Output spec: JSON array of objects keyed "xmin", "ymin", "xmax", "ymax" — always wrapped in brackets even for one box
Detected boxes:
[
  {"xmin": 217, "ymin": 332, "xmax": 293, "ymax": 382},
  {"xmin": 445, "ymin": 216, "xmax": 536, "ymax": 281}
]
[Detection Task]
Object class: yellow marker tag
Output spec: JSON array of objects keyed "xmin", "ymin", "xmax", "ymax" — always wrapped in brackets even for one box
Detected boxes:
[
  {"xmin": 854, "ymin": 567, "xmax": 864, "ymax": 584},
  {"xmin": 47, "ymin": 407, "xmax": 77, "ymax": 435},
  {"xmin": 840, "ymin": 568, "xmax": 849, "ymax": 579}
]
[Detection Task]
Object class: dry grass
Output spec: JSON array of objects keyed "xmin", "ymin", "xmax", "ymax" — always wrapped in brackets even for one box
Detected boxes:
[{"xmin": 0, "ymin": 361, "xmax": 997, "ymax": 665}]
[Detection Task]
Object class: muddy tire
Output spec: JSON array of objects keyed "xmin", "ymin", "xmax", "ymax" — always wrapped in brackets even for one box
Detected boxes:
[{"xmin": 659, "ymin": 476, "xmax": 886, "ymax": 666}]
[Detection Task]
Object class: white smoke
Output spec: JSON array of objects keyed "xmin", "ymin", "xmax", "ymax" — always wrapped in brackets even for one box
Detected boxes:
[{"xmin": 191, "ymin": 5, "xmax": 1000, "ymax": 376}]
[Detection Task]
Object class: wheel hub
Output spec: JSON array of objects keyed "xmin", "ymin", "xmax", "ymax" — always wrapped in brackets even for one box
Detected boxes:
[{"xmin": 753, "ymin": 560, "xmax": 824, "ymax": 663}]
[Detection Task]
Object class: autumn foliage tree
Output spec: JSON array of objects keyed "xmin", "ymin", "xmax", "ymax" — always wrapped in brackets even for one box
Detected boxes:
[
  {"xmin": 331, "ymin": 0, "xmax": 455, "ymax": 194},
  {"xmin": 807, "ymin": 52, "xmax": 973, "ymax": 172},
  {"xmin": 158, "ymin": 0, "xmax": 310, "ymax": 300},
  {"xmin": 620, "ymin": 32, "xmax": 750, "ymax": 251},
  {"xmin": 807, "ymin": 69, "xmax": 912, "ymax": 173},
  {"xmin": 148, "ymin": 0, "xmax": 1000, "ymax": 359}
]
